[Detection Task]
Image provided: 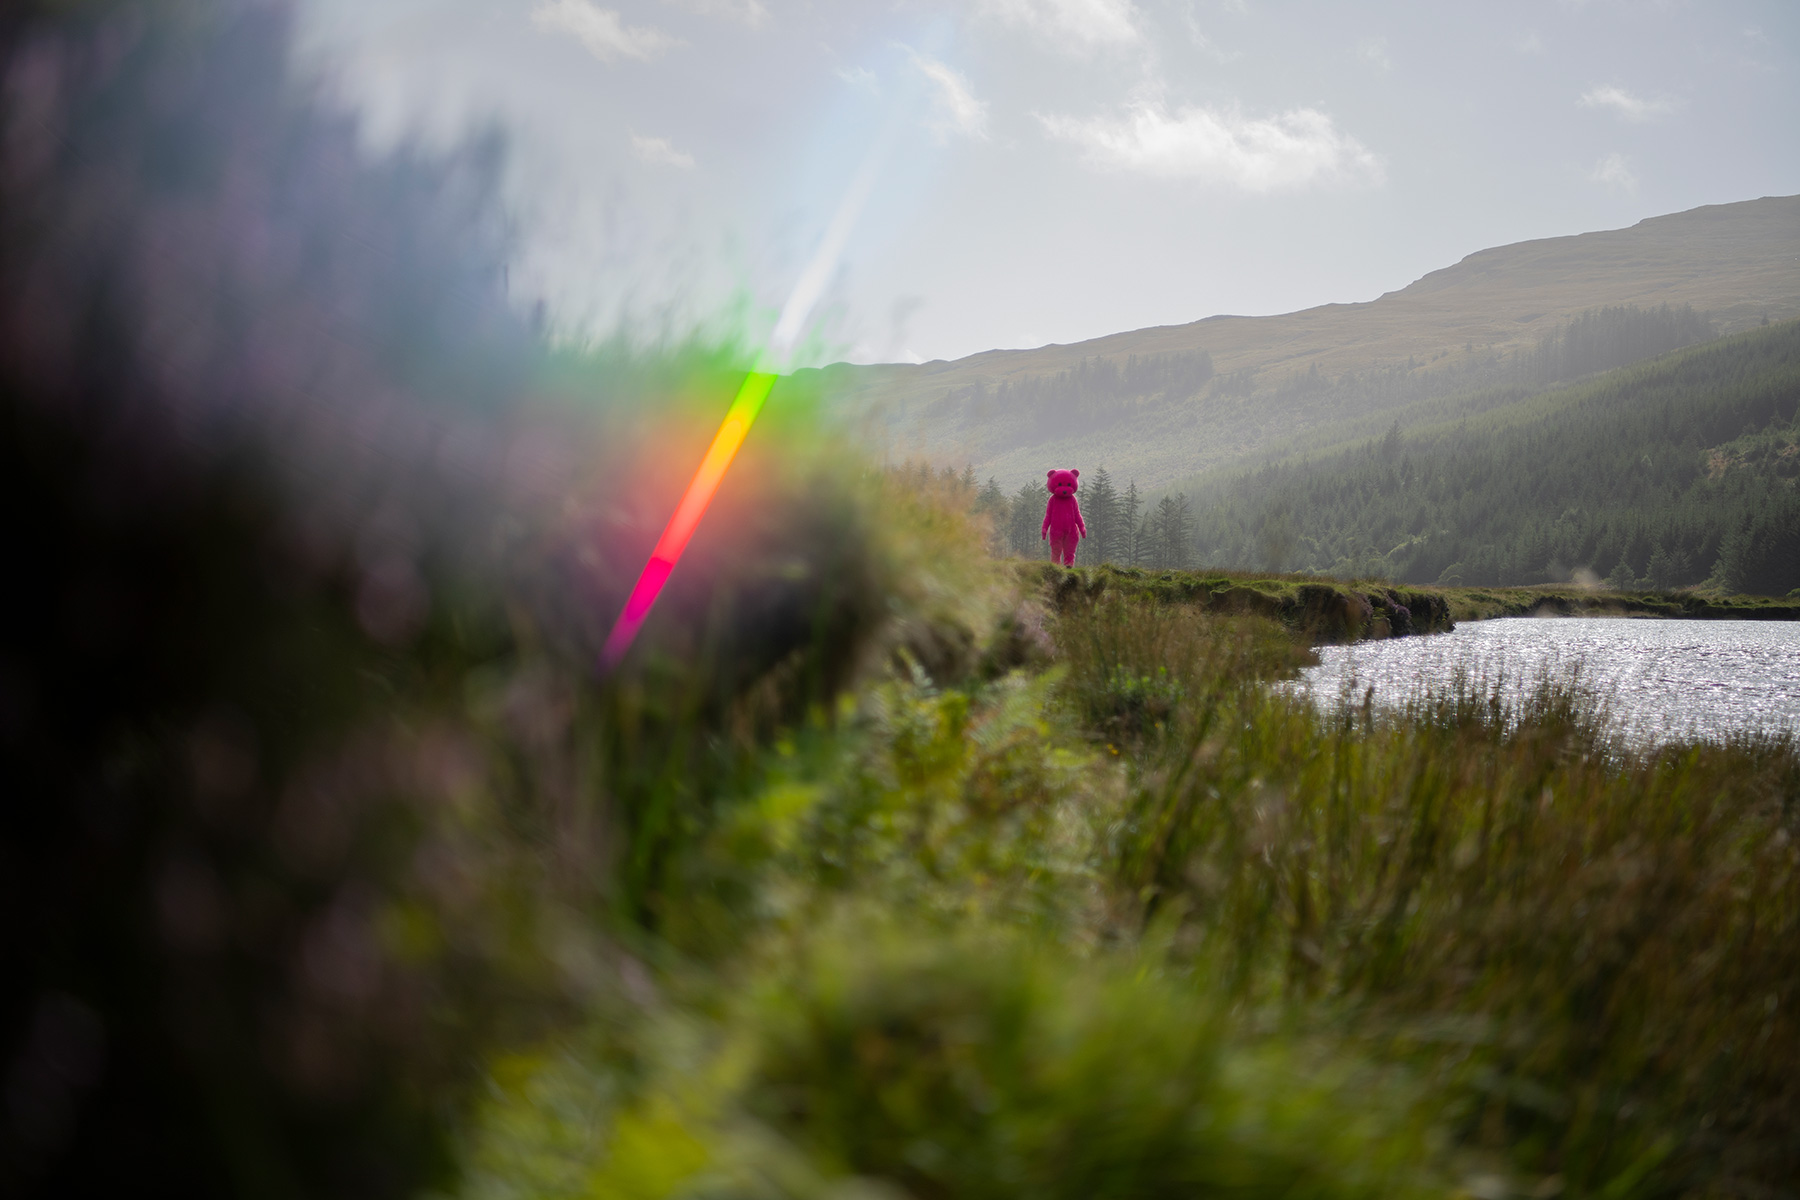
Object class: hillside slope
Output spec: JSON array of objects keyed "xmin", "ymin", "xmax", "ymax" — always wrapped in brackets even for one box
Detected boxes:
[
  {"xmin": 818, "ymin": 195, "xmax": 1800, "ymax": 489},
  {"xmin": 1186, "ymin": 319, "xmax": 1800, "ymax": 594}
]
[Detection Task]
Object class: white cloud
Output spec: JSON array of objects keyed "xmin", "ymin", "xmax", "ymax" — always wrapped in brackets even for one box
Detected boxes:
[
  {"xmin": 1516, "ymin": 31, "xmax": 1545, "ymax": 54},
  {"xmin": 1589, "ymin": 151, "xmax": 1637, "ymax": 191},
  {"xmin": 910, "ymin": 53, "xmax": 989, "ymax": 140},
  {"xmin": 530, "ymin": 0, "xmax": 680, "ymax": 63},
  {"xmin": 1355, "ymin": 35, "xmax": 1391, "ymax": 71},
  {"xmin": 837, "ymin": 65, "xmax": 878, "ymax": 94},
  {"xmin": 631, "ymin": 133, "xmax": 696, "ymax": 168},
  {"xmin": 980, "ymin": 0, "xmax": 1142, "ymax": 53},
  {"xmin": 1173, "ymin": 3, "xmax": 1243, "ymax": 64},
  {"xmin": 1579, "ymin": 84, "xmax": 1677, "ymax": 122},
  {"xmin": 661, "ymin": 0, "xmax": 769, "ymax": 27},
  {"xmin": 1039, "ymin": 101, "xmax": 1382, "ymax": 192}
]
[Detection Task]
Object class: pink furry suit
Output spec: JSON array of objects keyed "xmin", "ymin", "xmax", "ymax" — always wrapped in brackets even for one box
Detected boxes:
[{"xmin": 1040, "ymin": 468, "xmax": 1087, "ymax": 566}]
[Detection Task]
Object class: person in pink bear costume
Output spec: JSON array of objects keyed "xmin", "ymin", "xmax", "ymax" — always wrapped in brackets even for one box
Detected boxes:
[{"xmin": 1040, "ymin": 468, "xmax": 1087, "ymax": 566}]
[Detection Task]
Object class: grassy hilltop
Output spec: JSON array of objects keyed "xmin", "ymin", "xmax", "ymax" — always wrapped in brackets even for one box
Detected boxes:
[{"xmin": 819, "ymin": 196, "xmax": 1800, "ymax": 490}]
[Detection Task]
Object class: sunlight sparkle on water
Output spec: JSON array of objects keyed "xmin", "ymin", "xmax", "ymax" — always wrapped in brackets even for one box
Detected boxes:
[{"xmin": 1297, "ymin": 617, "xmax": 1800, "ymax": 747}]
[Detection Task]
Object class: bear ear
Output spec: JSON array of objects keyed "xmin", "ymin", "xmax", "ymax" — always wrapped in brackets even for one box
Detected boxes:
[
  {"xmin": 1071, "ymin": 469, "xmax": 1079, "ymax": 478},
  {"xmin": 1046, "ymin": 470, "xmax": 1055, "ymax": 479}
]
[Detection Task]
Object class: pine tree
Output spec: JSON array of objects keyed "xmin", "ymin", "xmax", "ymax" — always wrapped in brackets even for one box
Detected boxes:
[
  {"xmin": 1010, "ymin": 480, "xmax": 1042, "ymax": 558},
  {"xmin": 1120, "ymin": 481, "xmax": 1143, "ymax": 566},
  {"xmin": 1174, "ymin": 492, "xmax": 1195, "ymax": 568},
  {"xmin": 1646, "ymin": 543, "xmax": 1692, "ymax": 591},
  {"xmin": 1711, "ymin": 501, "xmax": 1800, "ymax": 596},
  {"xmin": 974, "ymin": 477, "xmax": 1008, "ymax": 555},
  {"xmin": 1080, "ymin": 467, "xmax": 1120, "ymax": 565},
  {"xmin": 1152, "ymin": 494, "xmax": 1194, "ymax": 569}
]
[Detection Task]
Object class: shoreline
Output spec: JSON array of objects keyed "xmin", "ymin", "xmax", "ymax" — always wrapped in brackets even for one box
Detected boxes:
[{"xmin": 1018, "ymin": 560, "xmax": 1800, "ymax": 644}]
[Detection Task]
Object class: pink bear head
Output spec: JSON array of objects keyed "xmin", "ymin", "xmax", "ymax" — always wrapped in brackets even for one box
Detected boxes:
[{"xmin": 1046, "ymin": 468, "xmax": 1080, "ymax": 498}]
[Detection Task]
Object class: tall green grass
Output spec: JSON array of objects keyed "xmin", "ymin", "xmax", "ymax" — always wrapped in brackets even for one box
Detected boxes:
[
  {"xmin": 1071, "ymin": 591, "xmax": 1800, "ymax": 1197},
  {"xmin": 450, "ymin": 575, "xmax": 1800, "ymax": 1199}
]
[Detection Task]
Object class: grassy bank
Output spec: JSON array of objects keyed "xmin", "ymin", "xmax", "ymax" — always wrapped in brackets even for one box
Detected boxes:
[
  {"xmin": 1009, "ymin": 561, "xmax": 1800, "ymax": 641},
  {"xmin": 1430, "ymin": 583, "xmax": 1800, "ymax": 624}
]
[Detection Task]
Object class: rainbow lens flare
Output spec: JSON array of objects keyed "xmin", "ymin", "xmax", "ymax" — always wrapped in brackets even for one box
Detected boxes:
[
  {"xmin": 599, "ymin": 369, "xmax": 778, "ymax": 669},
  {"xmin": 598, "ymin": 86, "xmax": 905, "ymax": 671}
]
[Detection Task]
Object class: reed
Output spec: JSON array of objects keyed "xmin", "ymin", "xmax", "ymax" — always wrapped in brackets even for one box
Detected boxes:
[{"xmin": 1063, "ymin": 593, "xmax": 1800, "ymax": 1196}]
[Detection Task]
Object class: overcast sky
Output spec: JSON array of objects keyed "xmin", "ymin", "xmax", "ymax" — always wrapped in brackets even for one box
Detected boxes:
[{"xmin": 296, "ymin": 0, "xmax": 1800, "ymax": 365}]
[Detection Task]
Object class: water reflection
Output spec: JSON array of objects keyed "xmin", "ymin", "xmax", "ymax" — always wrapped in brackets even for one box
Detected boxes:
[{"xmin": 1297, "ymin": 617, "xmax": 1800, "ymax": 746}]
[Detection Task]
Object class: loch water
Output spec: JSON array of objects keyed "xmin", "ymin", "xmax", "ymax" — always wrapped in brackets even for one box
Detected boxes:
[{"xmin": 1296, "ymin": 616, "xmax": 1800, "ymax": 747}]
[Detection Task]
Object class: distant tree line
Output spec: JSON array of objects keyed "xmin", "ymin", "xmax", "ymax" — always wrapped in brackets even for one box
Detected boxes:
[
  {"xmin": 889, "ymin": 460, "xmax": 1199, "ymax": 571},
  {"xmin": 1186, "ymin": 320, "xmax": 1800, "ymax": 596},
  {"xmin": 906, "ymin": 317, "xmax": 1800, "ymax": 597},
  {"xmin": 1514, "ymin": 303, "xmax": 1717, "ymax": 387}
]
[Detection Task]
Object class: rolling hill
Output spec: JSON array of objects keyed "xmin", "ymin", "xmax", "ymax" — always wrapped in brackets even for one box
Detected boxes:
[
  {"xmin": 814, "ymin": 194, "xmax": 1800, "ymax": 490},
  {"xmin": 1184, "ymin": 319, "xmax": 1800, "ymax": 593}
]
